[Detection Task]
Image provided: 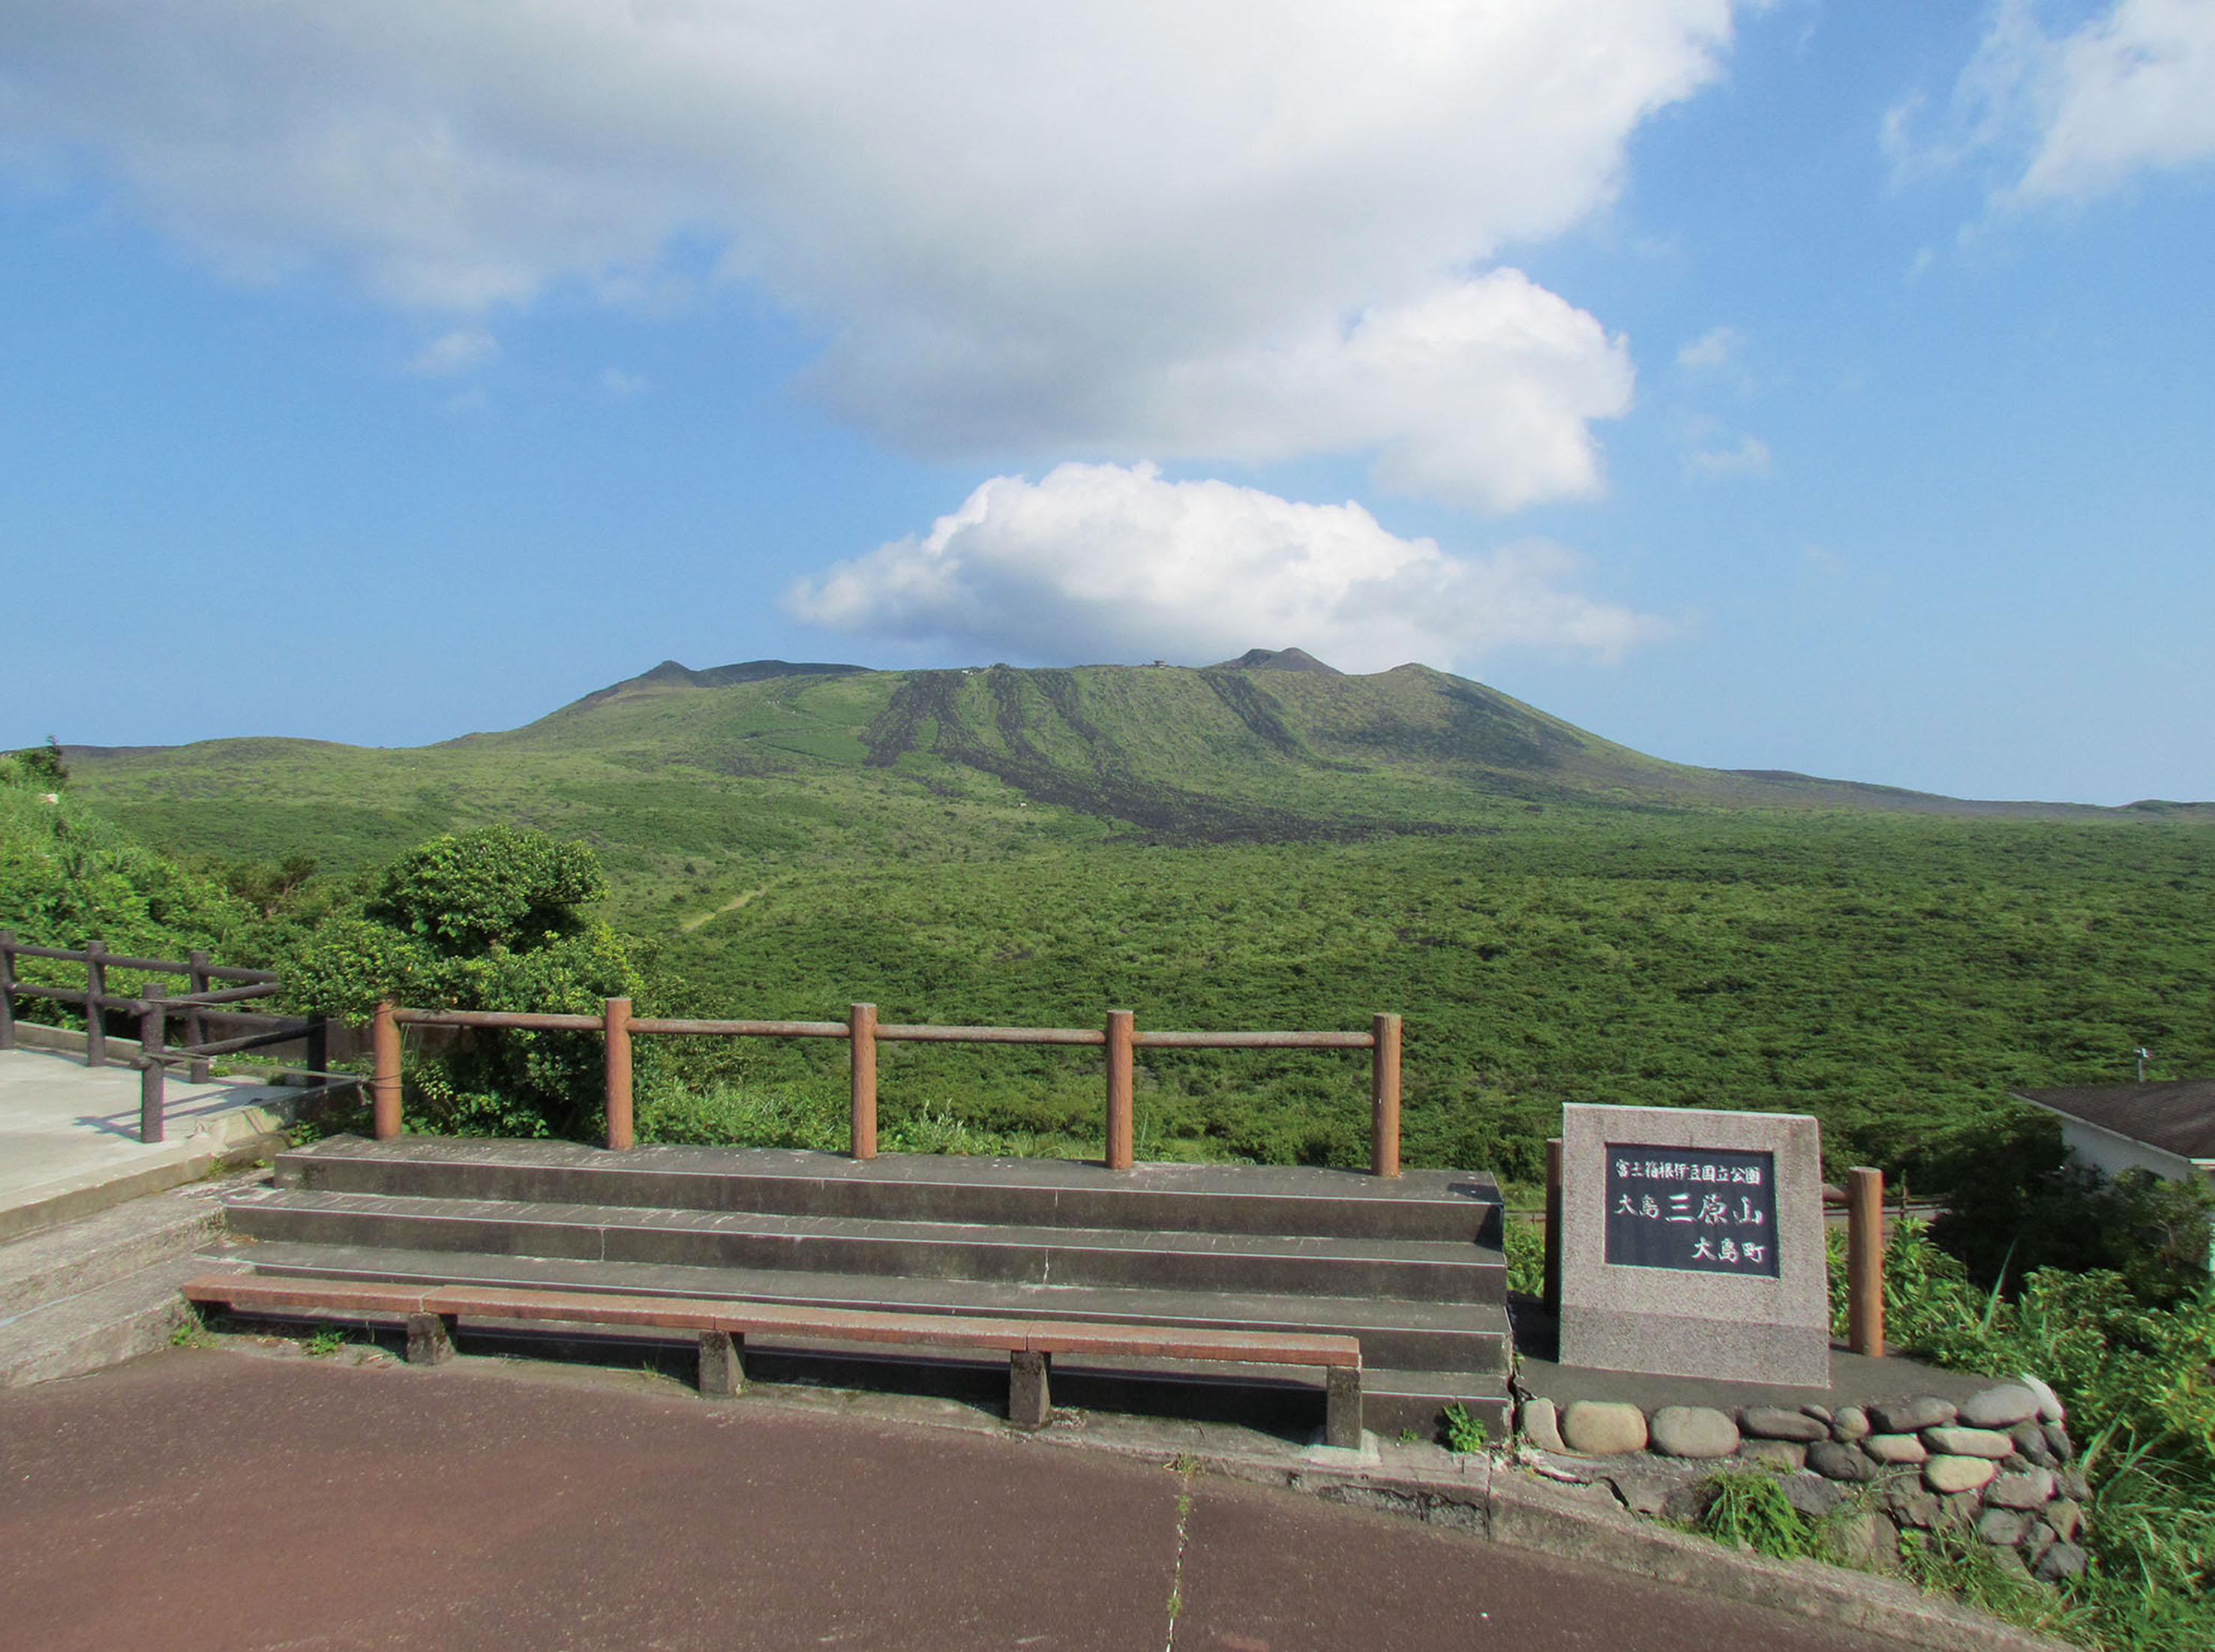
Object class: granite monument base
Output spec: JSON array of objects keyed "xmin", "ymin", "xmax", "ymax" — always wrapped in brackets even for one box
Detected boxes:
[
  {"xmin": 1558, "ymin": 1303, "xmax": 1830, "ymax": 1388},
  {"xmin": 1557, "ymin": 1103, "xmax": 1831, "ymax": 1390}
]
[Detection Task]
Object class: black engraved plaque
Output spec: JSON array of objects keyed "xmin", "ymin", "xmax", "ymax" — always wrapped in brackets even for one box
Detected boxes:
[{"xmin": 1603, "ymin": 1144, "xmax": 1781, "ymax": 1277}]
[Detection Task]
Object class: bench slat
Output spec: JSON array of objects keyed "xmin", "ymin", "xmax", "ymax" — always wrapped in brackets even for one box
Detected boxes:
[{"xmin": 180, "ymin": 1273, "xmax": 1360, "ymax": 1369}]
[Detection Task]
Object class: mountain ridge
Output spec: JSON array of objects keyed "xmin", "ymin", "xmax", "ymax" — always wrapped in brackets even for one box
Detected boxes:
[{"xmin": 59, "ymin": 655, "xmax": 2210, "ymax": 874}]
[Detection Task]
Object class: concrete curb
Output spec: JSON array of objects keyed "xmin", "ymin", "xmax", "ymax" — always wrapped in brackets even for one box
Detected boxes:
[
  {"xmin": 1022, "ymin": 1420, "xmax": 2072, "ymax": 1651},
  {"xmin": 1482, "ymin": 1468, "xmax": 2070, "ymax": 1652}
]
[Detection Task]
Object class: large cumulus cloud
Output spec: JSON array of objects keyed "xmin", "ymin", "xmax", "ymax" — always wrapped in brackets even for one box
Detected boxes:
[
  {"xmin": 0, "ymin": 1, "xmax": 1745, "ymax": 507},
  {"xmin": 785, "ymin": 462, "xmax": 1668, "ymax": 670}
]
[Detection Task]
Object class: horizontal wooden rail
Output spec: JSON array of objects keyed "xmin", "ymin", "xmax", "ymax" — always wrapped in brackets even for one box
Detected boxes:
[
  {"xmin": 878, "ymin": 1022, "xmax": 1106, "ymax": 1045},
  {"xmin": 628, "ymin": 1017, "xmax": 849, "ymax": 1037},
  {"xmin": 367, "ymin": 997, "xmax": 1405, "ymax": 1176},
  {"xmin": 0, "ymin": 939, "xmax": 272, "ymax": 981},
  {"xmin": 163, "ymin": 981, "xmax": 286, "ymax": 1010},
  {"xmin": 1139, "ymin": 1029, "xmax": 1375, "ymax": 1050},
  {"xmin": 5, "ymin": 981, "xmax": 280, "ymax": 1018},
  {"xmin": 386, "ymin": 1012, "xmax": 1377, "ymax": 1051},
  {"xmin": 394, "ymin": 1009, "xmax": 605, "ymax": 1031}
]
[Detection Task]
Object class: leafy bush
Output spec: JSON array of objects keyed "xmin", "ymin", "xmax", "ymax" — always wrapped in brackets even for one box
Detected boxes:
[
  {"xmin": 1935, "ymin": 1159, "xmax": 2215, "ymax": 1309},
  {"xmin": 0, "ymin": 782, "xmax": 247, "ymax": 1011},
  {"xmin": 281, "ymin": 827, "xmax": 649, "ymax": 1139},
  {"xmin": 0, "ymin": 738, "xmax": 69, "ymax": 792},
  {"xmin": 1870, "ymin": 1219, "xmax": 2215, "ymax": 1652},
  {"xmin": 369, "ymin": 826, "xmax": 606, "ymax": 956}
]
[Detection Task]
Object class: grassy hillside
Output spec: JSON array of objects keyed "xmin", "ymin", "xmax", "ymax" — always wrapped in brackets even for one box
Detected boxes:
[{"xmin": 59, "ymin": 658, "xmax": 2215, "ymax": 1186}]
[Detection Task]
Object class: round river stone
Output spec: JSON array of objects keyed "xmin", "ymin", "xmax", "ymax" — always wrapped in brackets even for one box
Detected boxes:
[
  {"xmin": 1829, "ymin": 1405, "xmax": 1871, "ymax": 1442},
  {"xmin": 1959, "ymin": 1384, "xmax": 2042, "ymax": 1429},
  {"xmin": 2018, "ymin": 1372, "xmax": 2065, "ymax": 1424},
  {"xmin": 1862, "ymin": 1432, "xmax": 1930, "ymax": 1466},
  {"xmin": 1868, "ymin": 1396, "xmax": 1955, "ymax": 1434},
  {"xmin": 2034, "ymin": 1541, "xmax": 2087, "ymax": 1582},
  {"xmin": 1924, "ymin": 1455, "xmax": 2000, "ymax": 1494},
  {"xmin": 1520, "ymin": 1396, "xmax": 1568, "ymax": 1453},
  {"xmin": 1736, "ymin": 1439, "xmax": 1807, "ymax": 1471},
  {"xmin": 1920, "ymin": 1426, "xmax": 2015, "ymax": 1459},
  {"xmin": 1560, "ymin": 1399, "xmax": 1647, "ymax": 1456},
  {"xmin": 1806, "ymin": 1440, "xmax": 1877, "ymax": 1482},
  {"xmin": 1739, "ymin": 1405, "xmax": 1827, "ymax": 1442},
  {"xmin": 1985, "ymin": 1468, "xmax": 2058, "ymax": 1509},
  {"xmin": 1649, "ymin": 1405, "xmax": 1738, "ymax": 1459}
]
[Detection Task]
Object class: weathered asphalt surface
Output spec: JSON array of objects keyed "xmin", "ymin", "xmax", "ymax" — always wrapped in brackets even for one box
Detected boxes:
[{"xmin": 0, "ymin": 1348, "xmax": 1902, "ymax": 1652}]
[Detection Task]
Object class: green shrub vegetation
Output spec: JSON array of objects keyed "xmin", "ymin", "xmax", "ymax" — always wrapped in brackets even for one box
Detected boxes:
[{"xmin": 1814, "ymin": 1216, "xmax": 2215, "ymax": 1651}]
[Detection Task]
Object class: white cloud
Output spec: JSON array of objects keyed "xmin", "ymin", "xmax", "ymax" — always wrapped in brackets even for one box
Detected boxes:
[
  {"xmin": 0, "ymin": 1, "xmax": 1748, "ymax": 508},
  {"xmin": 1676, "ymin": 325, "xmax": 1742, "ymax": 370},
  {"xmin": 785, "ymin": 461, "xmax": 1667, "ymax": 671},
  {"xmin": 1685, "ymin": 434, "xmax": 1769, "ymax": 478},
  {"xmin": 407, "ymin": 328, "xmax": 497, "ymax": 376},
  {"xmin": 600, "ymin": 367, "xmax": 647, "ymax": 398},
  {"xmin": 1895, "ymin": 0, "xmax": 2215, "ymax": 202}
]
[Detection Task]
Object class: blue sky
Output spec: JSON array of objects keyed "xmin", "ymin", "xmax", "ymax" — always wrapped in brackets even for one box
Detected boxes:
[{"xmin": 3, "ymin": 1, "xmax": 2211, "ymax": 805}]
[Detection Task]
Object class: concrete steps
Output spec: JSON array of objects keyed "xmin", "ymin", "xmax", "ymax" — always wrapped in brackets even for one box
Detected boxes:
[
  {"xmin": 0, "ymin": 1179, "xmax": 242, "ymax": 1387},
  {"xmin": 224, "ymin": 1138, "xmax": 1514, "ymax": 1435},
  {"xmin": 227, "ymin": 1189, "xmax": 1499, "ymax": 1302},
  {"xmin": 274, "ymin": 1137, "xmax": 1505, "ymax": 1243}
]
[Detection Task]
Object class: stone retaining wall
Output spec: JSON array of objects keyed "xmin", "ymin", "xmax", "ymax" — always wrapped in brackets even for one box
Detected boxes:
[{"xmin": 1517, "ymin": 1378, "xmax": 2088, "ymax": 1584}]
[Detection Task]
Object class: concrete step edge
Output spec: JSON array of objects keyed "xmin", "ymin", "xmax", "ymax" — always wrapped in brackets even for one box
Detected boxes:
[
  {"xmin": 228, "ymin": 1190, "xmax": 1506, "ymax": 1268},
  {"xmin": 275, "ymin": 1140, "xmax": 1502, "ymax": 1240},
  {"xmin": 0, "ymin": 1204, "xmax": 226, "ymax": 1320},
  {"xmin": 0, "ymin": 1255, "xmax": 210, "ymax": 1388}
]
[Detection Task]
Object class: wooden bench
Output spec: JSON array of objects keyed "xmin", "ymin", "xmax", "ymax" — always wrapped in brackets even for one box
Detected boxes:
[{"xmin": 181, "ymin": 1273, "xmax": 1365, "ymax": 1449}]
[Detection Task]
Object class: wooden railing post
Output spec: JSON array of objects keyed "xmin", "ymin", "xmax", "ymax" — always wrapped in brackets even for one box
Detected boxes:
[
  {"xmin": 1543, "ymin": 1138, "xmax": 1564, "ymax": 1317},
  {"xmin": 850, "ymin": 1003, "xmax": 878, "ymax": 1160},
  {"xmin": 371, "ymin": 1000, "xmax": 402, "ymax": 1140},
  {"xmin": 83, "ymin": 939, "xmax": 107, "ymax": 1067},
  {"xmin": 138, "ymin": 986, "xmax": 167, "ymax": 1144},
  {"xmin": 1370, "ymin": 1012, "xmax": 1401, "ymax": 1177},
  {"xmin": 0, "ymin": 928, "xmax": 16, "ymax": 1051},
  {"xmin": 604, "ymin": 997, "xmax": 634, "ymax": 1150},
  {"xmin": 185, "ymin": 949, "xmax": 212, "ymax": 1081},
  {"xmin": 305, "ymin": 1015, "xmax": 330, "ymax": 1081},
  {"xmin": 1847, "ymin": 1166, "xmax": 1886, "ymax": 1357},
  {"xmin": 1105, "ymin": 1009, "xmax": 1135, "ymax": 1170}
]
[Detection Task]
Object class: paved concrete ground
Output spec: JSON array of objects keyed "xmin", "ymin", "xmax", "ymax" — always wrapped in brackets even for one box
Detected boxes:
[
  {"xmin": 0, "ymin": 1046, "xmax": 293, "ymax": 1231},
  {"xmin": 0, "ymin": 1347, "xmax": 1907, "ymax": 1652}
]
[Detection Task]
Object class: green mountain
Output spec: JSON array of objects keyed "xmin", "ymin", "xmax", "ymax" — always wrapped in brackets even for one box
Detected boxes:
[
  {"xmin": 69, "ymin": 652, "xmax": 2183, "ymax": 880},
  {"xmin": 49, "ymin": 653, "xmax": 2215, "ymax": 1186}
]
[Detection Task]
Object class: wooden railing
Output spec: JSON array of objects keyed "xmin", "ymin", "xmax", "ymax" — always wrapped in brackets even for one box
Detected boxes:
[
  {"xmin": 372, "ymin": 1000, "xmax": 1407, "ymax": 1176},
  {"xmin": 0, "ymin": 929, "xmax": 332, "ymax": 1144}
]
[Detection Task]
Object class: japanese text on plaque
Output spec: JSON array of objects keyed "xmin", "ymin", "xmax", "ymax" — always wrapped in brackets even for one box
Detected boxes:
[{"xmin": 1602, "ymin": 1144, "xmax": 1780, "ymax": 1277}]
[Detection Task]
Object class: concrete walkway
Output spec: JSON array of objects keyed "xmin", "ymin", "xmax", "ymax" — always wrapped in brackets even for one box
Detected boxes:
[
  {"xmin": 0, "ymin": 1045, "xmax": 295, "ymax": 1237},
  {"xmin": 0, "ymin": 1345, "xmax": 1904, "ymax": 1652}
]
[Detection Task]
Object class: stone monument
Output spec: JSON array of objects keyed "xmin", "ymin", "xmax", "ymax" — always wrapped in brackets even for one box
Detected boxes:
[{"xmin": 1557, "ymin": 1103, "xmax": 1830, "ymax": 1387}]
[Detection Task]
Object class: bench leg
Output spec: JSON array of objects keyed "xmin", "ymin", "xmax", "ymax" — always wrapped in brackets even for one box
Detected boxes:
[
  {"xmin": 406, "ymin": 1312, "xmax": 456, "ymax": 1366},
  {"xmin": 698, "ymin": 1330, "xmax": 746, "ymax": 1398},
  {"xmin": 1009, "ymin": 1350, "xmax": 1051, "ymax": 1429},
  {"xmin": 1325, "ymin": 1367, "xmax": 1363, "ymax": 1451}
]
